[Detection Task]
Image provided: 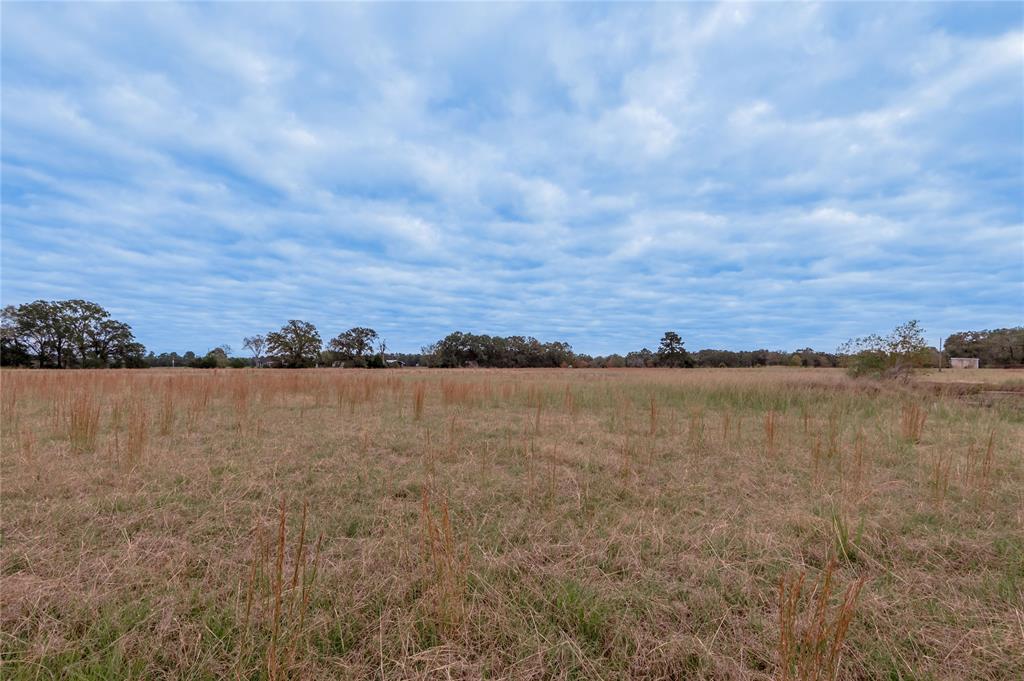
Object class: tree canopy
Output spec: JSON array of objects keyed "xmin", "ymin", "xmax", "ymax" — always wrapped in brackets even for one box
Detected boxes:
[
  {"xmin": 329, "ymin": 327, "xmax": 381, "ymax": 367},
  {"xmin": 1, "ymin": 300, "xmax": 145, "ymax": 368},
  {"xmin": 266, "ymin": 320, "xmax": 322, "ymax": 368}
]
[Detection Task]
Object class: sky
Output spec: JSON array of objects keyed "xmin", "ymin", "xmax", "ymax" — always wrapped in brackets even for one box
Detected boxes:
[{"xmin": 2, "ymin": 2, "xmax": 1022, "ymax": 356}]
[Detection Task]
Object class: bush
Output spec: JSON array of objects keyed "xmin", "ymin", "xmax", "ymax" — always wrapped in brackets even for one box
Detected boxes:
[{"xmin": 838, "ymin": 321, "xmax": 931, "ymax": 380}]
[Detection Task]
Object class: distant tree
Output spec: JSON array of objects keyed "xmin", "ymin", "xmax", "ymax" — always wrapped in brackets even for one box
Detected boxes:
[
  {"xmin": 605, "ymin": 354, "xmax": 626, "ymax": 368},
  {"xmin": 189, "ymin": 354, "xmax": 218, "ymax": 369},
  {"xmin": 329, "ymin": 327, "xmax": 379, "ymax": 367},
  {"xmin": 206, "ymin": 346, "xmax": 231, "ymax": 368},
  {"xmin": 839, "ymin": 320, "xmax": 931, "ymax": 379},
  {"xmin": 0, "ymin": 305, "xmax": 31, "ymax": 366},
  {"xmin": 657, "ymin": 331, "xmax": 693, "ymax": 368},
  {"xmin": 243, "ymin": 335, "xmax": 266, "ymax": 367},
  {"xmin": 266, "ymin": 320, "xmax": 322, "ymax": 368},
  {"xmin": 625, "ymin": 348, "xmax": 655, "ymax": 368}
]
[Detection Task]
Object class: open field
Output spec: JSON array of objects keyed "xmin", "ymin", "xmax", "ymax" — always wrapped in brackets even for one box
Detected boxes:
[{"xmin": 1, "ymin": 367, "xmax": 1021, "ymax": 680}]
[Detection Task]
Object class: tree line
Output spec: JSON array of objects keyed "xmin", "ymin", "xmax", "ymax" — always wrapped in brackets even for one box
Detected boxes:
[{"xmin": 2, "ymin": 299, "xmax": 1021, "ymax": 370}]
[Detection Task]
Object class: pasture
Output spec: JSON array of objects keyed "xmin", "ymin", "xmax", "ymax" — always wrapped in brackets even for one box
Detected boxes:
[{"xmin": 1, "ymin": 368, "xmax": 1021, "ymax": 679}]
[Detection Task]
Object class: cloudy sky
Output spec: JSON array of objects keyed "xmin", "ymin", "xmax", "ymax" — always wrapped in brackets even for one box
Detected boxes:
[{"xmin": 2, "ymin": 3, "xmax": 1021, "ymax": 355}]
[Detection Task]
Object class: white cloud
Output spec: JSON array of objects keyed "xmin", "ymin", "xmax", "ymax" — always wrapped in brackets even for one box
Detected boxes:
[{"xmin": 1, "ymin": 3, "xmax": 1021, "ymax": 355}]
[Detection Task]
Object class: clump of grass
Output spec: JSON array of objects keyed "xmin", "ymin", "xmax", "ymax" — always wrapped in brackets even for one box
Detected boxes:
[
  {"xmin": 238, "ymin": 497, "xmax": 323, "ymax": 681},
  {"xmin": 778, "ymin": 560, "xmax": 866, "ymax": 681},
  {"xmin": 929, "ymin": 453, "xmax": 953, "ymax": 506},
  {"xmin": 419, "ymin": 488, "xmax": 469, "ymax": 636},
  {"xmin": 67, "ymin": 390, "xmax": 101, "ymax": 453},
  {"xmin": 899, "ymin": 403, "xmax": 927, "ymax": 444},
  {"xmin": 830, "ymin": 505, "xmax": 863, "ymax": 563},
  {"xmin": 764, "ymin": 410, "xmax": 779, "ymax": 454}
]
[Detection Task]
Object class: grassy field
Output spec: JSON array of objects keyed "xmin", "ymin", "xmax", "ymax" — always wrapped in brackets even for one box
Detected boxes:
[{"xmin": 1, "ymin": 367, "xmax": 1021, "ymax": 680}]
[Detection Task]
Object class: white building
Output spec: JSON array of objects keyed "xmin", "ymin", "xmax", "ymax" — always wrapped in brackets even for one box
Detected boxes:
[{"xmin": 949, "ymin": 357, "xmax": 980, "ymax": 369}]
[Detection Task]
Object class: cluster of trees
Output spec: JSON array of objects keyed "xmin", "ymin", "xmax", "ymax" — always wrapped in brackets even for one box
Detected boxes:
[
  {"xmin": 139, "ymin": 324, "xmax": 392, "ymax": 370},
  {"xmin": 236, "ymin": 321, "xmax": 387, "ymax": 369},
  {"xmin": 421, "ymin": 332, "xmax": 574, "ymax": 368},
  {"xmin": 944, "ymin": 328, "xmax": 1023, "ymax": 368},
  {"xmin": 1, "ymin": 300, "xmax": 145, "ymax": 368}
]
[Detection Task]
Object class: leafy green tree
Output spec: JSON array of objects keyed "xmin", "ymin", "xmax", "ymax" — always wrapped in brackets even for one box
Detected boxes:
[
  {"xmin": 266, "ymin": 320, "xmax": 322, "ymax": 368},
  {"xmin": 329, "ymin": 327, "xmax": 379, "ymax": 367},
  {"xmin": 2, "ymin": 299, "xmax": 145, "ymax": 368}
]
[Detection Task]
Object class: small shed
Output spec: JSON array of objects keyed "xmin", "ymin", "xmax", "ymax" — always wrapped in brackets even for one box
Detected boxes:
[{"xmin": 950, "ymin": 357, "xmax": 979, "ymax": 369}]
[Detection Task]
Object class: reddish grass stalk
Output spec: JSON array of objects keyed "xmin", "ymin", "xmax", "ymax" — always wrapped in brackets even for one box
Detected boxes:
[
  {"xmin": 764, "ymin": 410, "xmax": 779, "ymax": 455},
  {"xmin": 778, "ymin": 560, "xmax": 866, "ymax": 681},
  {"xmin": 413, "ymin": 382, "xmax": 425, "ymax": 421},
  {"xmin": 899, "ymin": 403, "xmax": 927, "ymax": 444},
  {"xmin": 67, "ymin": 390, "xmax": 101, "ymax": 453}
]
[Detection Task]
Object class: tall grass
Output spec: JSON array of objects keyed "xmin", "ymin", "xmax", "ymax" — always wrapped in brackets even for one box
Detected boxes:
[
  {"xmin": 238, "ymin": 497, "xmax": 323, "ymax": 680},
  {"xmin": 412, "ymin": 382, "xmax": 425, "ymax": 421},
  {"xmin": 778, "ymin": 560, "xmax": 866, "ymax": 681},
  {"xmin": 419, "ymin": 488, "xmax": 468, "ymax": 636},
  {"xmin": 899, "ymin": 403, "xmax": 927, "ymax": 444},
  {"xmin": 67, "ymin": 390, "xmax": 101, "ymax": 453}
]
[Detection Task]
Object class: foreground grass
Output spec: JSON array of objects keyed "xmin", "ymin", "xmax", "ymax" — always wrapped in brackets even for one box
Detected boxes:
[{"xmin": 1, "ymin": 368, "xmax": 1021, "ymax": 679}]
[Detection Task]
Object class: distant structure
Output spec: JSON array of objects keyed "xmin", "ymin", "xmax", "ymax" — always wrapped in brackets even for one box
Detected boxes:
[{"xmin": 949, "ymin": 357, "xmax": 980, "ymax": 369}]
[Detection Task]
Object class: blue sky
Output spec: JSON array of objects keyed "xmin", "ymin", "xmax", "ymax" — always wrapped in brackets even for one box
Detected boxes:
[{"xmin": 2, "ymin": 2, "xmax": 1022, "ymax": 355}]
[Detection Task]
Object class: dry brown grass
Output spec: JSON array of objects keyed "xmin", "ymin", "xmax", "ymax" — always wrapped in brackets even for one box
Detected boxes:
[
  {"xmin": 778, "ymin": 560, "xmax": 865, "ymax": 681},
  {"xmin": 0, "ymin": 367, "xmax": 1021, "ymax": 679}
]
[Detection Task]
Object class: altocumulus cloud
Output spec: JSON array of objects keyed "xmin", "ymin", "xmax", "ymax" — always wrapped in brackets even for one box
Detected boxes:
[{"xmin": 1, "ymin": 2, "xmax": 1021, "ymax": 355}]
